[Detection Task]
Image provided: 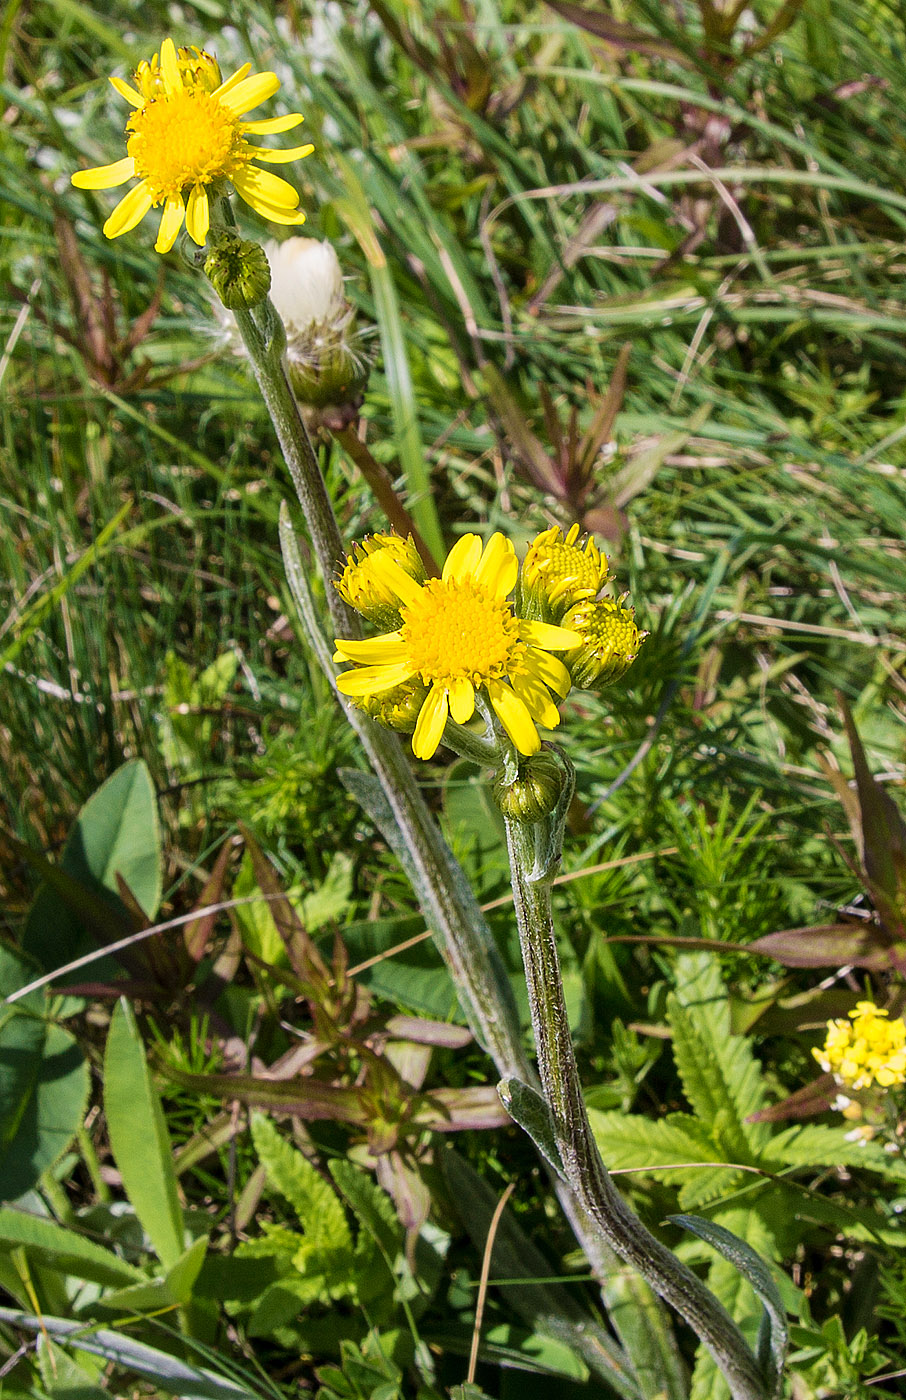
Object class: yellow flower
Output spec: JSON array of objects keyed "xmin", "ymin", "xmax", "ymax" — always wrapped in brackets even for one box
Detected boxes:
[
  {"xmin": 813, "ymin": 1000, "xmax": 906, "ymax": 1092},
  {"xmin": 336, "ymin": 533, "xmax": 426, "ymax": 630},
  {"xmin": 334, "ymin": 533, "xmax": 580, "ymax": 761},
  {"xmin": 560, "ymin": 595, "xmax": 646, "ymax": 691},
  {"xmin": 71, "ymin": 38, "xmax": 313, "ymax": 254},
  {"xmin": 519, "ymin": 523, "xmax": 609, "ymax": 622}
]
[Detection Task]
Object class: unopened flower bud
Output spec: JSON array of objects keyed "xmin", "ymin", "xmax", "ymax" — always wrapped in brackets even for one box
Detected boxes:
[
  {"xmin": 335, "ymin": 533, "xmax": 427, "ymax": 630},
  {"xmin": 561, "ymin": 596, "xmax": 645, "ymax": 691},
  {"xmin": 493, "ymin": 750, "xmax": 565, "ymax": 824},
  {"xmin": 205, "ymin": 233, "xmax": 271, "ymax": 310},
  {"xmin": 350, "ymin": 677, "xmax": 429, "ymax": 734},
  {"xmin": 519, "ymin": 524, "xmax": 609, "ymax": 623}
]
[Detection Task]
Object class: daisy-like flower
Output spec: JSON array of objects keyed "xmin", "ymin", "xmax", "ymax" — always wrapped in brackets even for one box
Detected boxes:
[
  {"xmin": 333, "ymin": 533, "xmax": 580, "ymax": 761},
  {"xmin": 70, "ymin": 38, "xmax": 313, "ymax": 254},
  {"xmin": 813, "ymin": 1000, "xmax": 906, "ymax": 1092}
]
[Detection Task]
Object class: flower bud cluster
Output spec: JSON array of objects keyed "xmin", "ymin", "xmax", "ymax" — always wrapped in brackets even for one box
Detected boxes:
[{"xmin": 334, "ymin": 523, "xmax": 647, "ymax": 815}]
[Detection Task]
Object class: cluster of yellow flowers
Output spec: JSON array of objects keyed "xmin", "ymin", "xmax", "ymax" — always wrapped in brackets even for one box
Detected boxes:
[
  {"xmin": 333, "ymin": 525, "xmax": 645, "ymax": 761},
  {"xmin": 814, "ymin": 1001, "xmax": 906, "ymax": 1092}
]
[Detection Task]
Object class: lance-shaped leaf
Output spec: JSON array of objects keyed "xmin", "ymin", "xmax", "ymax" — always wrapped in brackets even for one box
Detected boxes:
[
  {"xmin": 410, "ymin": 1085, "xmax": 511, "ymax": 1132},
  {"xmin": 161, "ymin": 1064, "xmax": 370, "ymax": 1126},
  {"xmin": 748, "ymin": 922, "xmax": 906, "ymax": 971},
  {"xmin": 840, "ymin": 699, "xmax": 906, "ymax": 941}
]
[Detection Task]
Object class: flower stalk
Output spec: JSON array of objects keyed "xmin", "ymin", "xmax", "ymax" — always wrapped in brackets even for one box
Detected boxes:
[{"xmin": 503, "ymin": 784, "xmax": 770, "ymax": 1400}]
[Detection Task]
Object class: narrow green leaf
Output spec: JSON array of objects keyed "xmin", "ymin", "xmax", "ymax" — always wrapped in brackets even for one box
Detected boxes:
[
  {"xmin": 671, "ymin": 1213, "xmax": 788, "ymax": 1398},
  {"xmin": 0, "ymin": 1307, "xmax": 265, "ymax": 1399},
  {"xmin": 103, "ymin": 999, "xmax": 184, "ymax": 1271},
  {"xmin": 498, "ymin": 1078, "xmax": 563, "ymax": 1177},
  {"xmin": 0, "ymin": 1208, "xmax": 144, "ymax": 1288}
]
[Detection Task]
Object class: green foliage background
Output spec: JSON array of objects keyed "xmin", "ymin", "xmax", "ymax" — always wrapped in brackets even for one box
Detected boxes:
[{"xmin": 2, "ymin": 0, "xmax": 906, "ymax": 1395}]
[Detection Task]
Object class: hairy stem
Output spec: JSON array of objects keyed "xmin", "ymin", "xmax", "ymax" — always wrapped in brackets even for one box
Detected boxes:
[{"xmin": 504, "ymin": 808, "xmax": 768, "ymax": 1400}]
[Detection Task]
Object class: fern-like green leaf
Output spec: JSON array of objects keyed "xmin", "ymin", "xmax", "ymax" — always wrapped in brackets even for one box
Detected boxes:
[
  {"xmin": 768, "ymin": 1123, "xmax": 906, "ymax": 1181},
  {"xmin": 668, "ymin": 954, "xmax": 769, "ymax": 1159},
  {"xmin": 250, "ymin": 1114, "xmax": 353, "ymax": 1254}
]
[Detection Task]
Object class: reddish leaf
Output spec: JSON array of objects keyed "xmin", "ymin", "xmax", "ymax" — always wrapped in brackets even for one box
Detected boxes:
[
  {"xmin": 748, "ymin": 1074, "xmax": 837, "ymax": 1123},
  {"xmin": 184, "ymin": 838, "xmax": 236, "ymax": 963},
  {"xmin": 162, "ymin": 1064, "xmax": 369, "ymax": 1125},
  {"xmin": 748, "ymin": 923, "xmax": 906, "ymax": 971},
  {"xmin": 840, "ymin": 698, "xmax": 906, "ymax": 940},
  {"xmin": 412, "ymin": 1085, "xmax": 512, "ymax": 1132}
]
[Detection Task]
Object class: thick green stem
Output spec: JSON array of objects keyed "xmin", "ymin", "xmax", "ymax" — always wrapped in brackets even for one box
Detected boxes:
[{"xmin": 504, "ymin": 812, "xmax": 769, "ymax": 1400}]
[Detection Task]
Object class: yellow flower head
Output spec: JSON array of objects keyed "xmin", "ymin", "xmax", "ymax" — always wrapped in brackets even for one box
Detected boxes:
[
  {"xmin": 813, "ymin": 1000, "xmax": 906, "ymax": 1092},
  {"xmin": 334, "ymin": 533, "xmax": 581, "ymax": 761},
  {"xmin": 560, "ymin": 595, "xmax": 646, "ymax": 691},
  {"xmin": 71, "ymin": 38, "xmax": 313, "ymax": 254},
  {"xmin": 520, "ymin": 524, "xmax": 609, "ymax": 622},
  {"xmin": 336, "ymin": 534, "xmax": 427, "ymax": 631}
]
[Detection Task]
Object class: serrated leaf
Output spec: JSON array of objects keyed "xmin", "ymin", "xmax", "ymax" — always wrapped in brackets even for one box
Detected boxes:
[
  {"xmin": 768, "ymin": 1122, "xmax": 906, "ymax": 1181},
  {"xmin": 328, "ymin": 1159, "xmax": 403, "ymax": 1268},
  {"xmin": 250, "ymin": 1115, "xmax": 352, "ymax": 1254},
  {"xmin": 668, "ymin": 954, "xmax": 768, "ymax": 1156}
]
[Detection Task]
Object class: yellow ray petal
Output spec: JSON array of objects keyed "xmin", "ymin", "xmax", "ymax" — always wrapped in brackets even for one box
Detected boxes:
[
  {"xmin": 475, "ymin": 532, "xmax": 517, "ymax": 598},
  {"xmin": 522, "ymin": 647, "xmax": 572, "ymax": 699},
  {"xmin": 155, "ymin": 193, "xmax": 185, "ymax": 254},
  {"xmin": 231, "ymin": 163, "xmax": 302, "ymax": 212},
  {"xmin": 242, "ymin": 113, "xmax": 305, "ymax": 134},
  {"xmin": 519, "ymin": 619, "xmax": 582, "ymax": 652},
  {"xmin": 246, "ymin": 142, "xmax": 315, "ymax": 164},
  {"xmin": 448, "ymin": 677, "xmax": 475, "ymax": 724},
  {"xmin": 487, "ymin": 679, "xmax": 540, "ymax": 756},
  {"xmin": 366, "ymin": 552, "xmax": 423, "ymax": 609},
  {"xmin": 71, "ymin": 157, "xmax": 135, "ymax": 190},
  {"xmin": 253, "ymin": 205, "xmax": 307, "ymax": 226},
  {"xmin": 336, "ymin": 661, "xmax": 415, "ymax": 697},
  {"xmin": 159, "ymin": 38, "xmax": 184, "ymax": 93},
  {"xmin": 412, "ymin": 683, "xmax": 449, "ymax": 760},
  {"xmin": 218, "ymin": 72, "xmax": 280, "ymax": 116},
  {"xmin": 103, "ymin": 181, "xmax": 154, "ymax": 239},
  {"xmin": 511, "ymin": 670, "xmax": 560, "ymax": 730},
  {"xmin": 185, "ymin": 185, "xmax": 210, "ymax": 246},
  {"xmin": 443, "ymin": 533, "xmax": 482, "ymax": 583},
  {"xmin": 333, "ymin": 632, "xmax": 408, "ymax": 664},
  {"xmin": 213, "ymin": 62, "xmax": 252, "ymax": 99},
  {"xmin": 109, "ymin": 75, "xmax": 144, "ymax": 106}
]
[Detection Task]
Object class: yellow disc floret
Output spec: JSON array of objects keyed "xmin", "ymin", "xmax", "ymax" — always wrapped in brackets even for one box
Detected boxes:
[
  {"xmin": 71, "ymin": 37, "xmax": 314, "ymax": 254},
  {"xmin": 813, "ymin": 1001, "xmax": 906, "ymax": 1092},
  {"xmin": 334, "ymin": 532, "xmax": 580, "ymax": 761}
]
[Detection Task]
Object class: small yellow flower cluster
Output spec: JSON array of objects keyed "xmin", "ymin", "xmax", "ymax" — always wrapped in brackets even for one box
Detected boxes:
[
  {"xmin": 333, "ymin": 525, "xmax": 646, "ymax": 761},
  {"xmin": 813, "ymin": 1001, "xmax": 906, "ymax": 1092}
]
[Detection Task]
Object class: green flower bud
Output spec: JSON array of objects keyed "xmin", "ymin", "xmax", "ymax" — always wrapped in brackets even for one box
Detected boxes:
[
  {"xmin": 204, "ymin": 233, "xmax": 271, "ymax": 310},
  {"xmin": 560, "ymin": 596, "xmax": 646, "ymax": 691},
  {"xmin": 493, "ymin": 750, "xmax": 565, "ymax": 824},
  {"xmin": 350, "ymin": 677, "xmax": 429, "ymax": 734}
]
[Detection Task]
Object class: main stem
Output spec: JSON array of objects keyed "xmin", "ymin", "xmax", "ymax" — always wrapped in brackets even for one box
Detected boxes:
[
  {"xmin": 504, "ymin": 814, "xmax": 769, "ymax": 1400},
  {"xmin": 227, "ymin": 268, "xmax": 686, "ymax": 1393}
]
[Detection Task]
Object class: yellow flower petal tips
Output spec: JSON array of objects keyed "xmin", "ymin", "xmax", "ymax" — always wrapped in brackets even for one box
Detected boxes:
[
  {"xmin": 71, "ymin": 39, "xmax": 313, "ymax": 254},
  {"xmin": 334, "ymin": 532, "xmax": 581, "ymax": 761}
]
